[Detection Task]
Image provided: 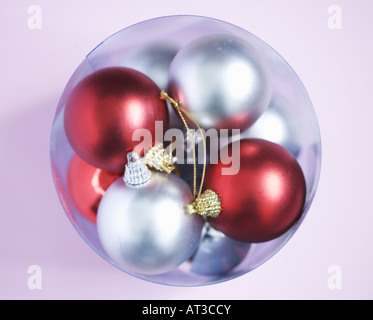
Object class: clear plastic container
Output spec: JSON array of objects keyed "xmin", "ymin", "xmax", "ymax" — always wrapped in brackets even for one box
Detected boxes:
[{"xmin": 50, "ymin": 15, "xmax": 321, "ymax": 286}]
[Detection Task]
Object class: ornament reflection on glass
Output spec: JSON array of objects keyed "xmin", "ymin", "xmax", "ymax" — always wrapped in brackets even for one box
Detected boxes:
[
  {"xmin": 67, "ymin": 154, "xmax": 121, "ymax": 223},
  {"xmin": 188, "ymin": 223, "xmax": 251, "ymax": 276},
  {"xmin": 64, "ymin": 67, "xmax": 169, "ymax": 173},
  {"xmin": 97, "ymin": 152, "xmax": 204, "ymax": 276},
  {"xmin": 168, "ymin": 34, "xmax": 272, "ymax": 131}
]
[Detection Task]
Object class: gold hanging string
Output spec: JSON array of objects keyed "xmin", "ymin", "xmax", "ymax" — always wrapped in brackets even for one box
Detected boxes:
[
  {"xmin": 160, "ymin": 91, "xmax": 221, "ymax": 218},
  {"xmin": 168, "ymin": 136, "xmax": 175, "ymax": 160},
  {"xmin": 160, "ymin": 90, "xmax": 206, "ymax": 200}
]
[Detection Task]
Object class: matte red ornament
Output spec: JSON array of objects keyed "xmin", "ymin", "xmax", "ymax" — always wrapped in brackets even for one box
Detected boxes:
[
  {"xmin": 67, "ymin": 155, "xmax": 121, "ymax": 223},
  {"xmin": 205, "ymin": 138, "xmax": 306, "ymax": 243},
  {"xmin": 64, "ymin": 67, "xmax": 169, "ymax": 172}
]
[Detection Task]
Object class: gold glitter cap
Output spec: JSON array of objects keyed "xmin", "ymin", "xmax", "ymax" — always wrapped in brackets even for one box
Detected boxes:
[
  {"xmin": 144, "ymin": 143, "xmax": 176, "ymax": 174},
  {"xmin": 185, "ymin": 189, "xmax": 222, "ymax": 218}
]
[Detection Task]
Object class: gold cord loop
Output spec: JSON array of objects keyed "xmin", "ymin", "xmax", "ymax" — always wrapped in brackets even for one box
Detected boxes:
[{"xmin": 160, "ymin": 90, "xmax": 221, "ymax": 218}]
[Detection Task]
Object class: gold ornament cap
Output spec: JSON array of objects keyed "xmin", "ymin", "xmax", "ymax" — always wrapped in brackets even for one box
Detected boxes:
[
  {"xmin": 144, "ymin": 143, "xmax": 176, "ymax": 174},
  {"xmin": 186, "ymin": 189, "xmax": 222, "ymax": 218}
]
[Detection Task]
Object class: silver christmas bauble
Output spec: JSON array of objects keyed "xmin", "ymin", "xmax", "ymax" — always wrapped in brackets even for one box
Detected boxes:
[
  {"xmin": 168, "ymin": 34, "xmax": 272, "ymax": 131},
  {"xmin": 118, "ymin": 43, "xmax": 183, "ymax": 129},
  {"xmin": 239, "ymin": 96, "xmax": 301, "ymax": 157},
  {"xmin": 120, "ymin": 43, "xmax": 179, "ymax": 90},
  {"xmin": 188, "ymin": 224, "xmax": 251, "ymax": 276},
  {"xmin": 96, "ymin": 172, "xmax": 204, "ymax": 275}
]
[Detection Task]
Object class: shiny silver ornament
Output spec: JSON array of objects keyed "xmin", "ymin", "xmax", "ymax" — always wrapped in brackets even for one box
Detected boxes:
[
  {"xmin": 239, "ymin": 96, "xmax": 301, "ymax": 157},
  {"xmin": 119, "ymin": 43, "xmax": 179, "ymax": 90},
  {"xmin": 188, "ymin": 224, "xmax": 251, "ymax": 276},
  {"xmin": 168, "ymin": 34, "xmax": 272, "ymax": 131},
  {"xmin": 96, "ymin": 172, "xmax": 204, "ymax": 275},
  {"xmin": 118, "ymin": 43, "xmax": 184, "ymax": 129}
]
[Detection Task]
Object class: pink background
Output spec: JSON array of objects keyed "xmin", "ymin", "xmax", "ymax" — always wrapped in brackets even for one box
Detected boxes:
[{"xmin": 1, "ymin": 0, "xmax": 372, "ymax": 299}]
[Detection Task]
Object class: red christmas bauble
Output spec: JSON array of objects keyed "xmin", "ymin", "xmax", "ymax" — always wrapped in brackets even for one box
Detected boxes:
[
  {"xmin": 64, "ymin": 67, "xmax": 169, "ymax": 172},
  {"xmin": 206, "ymin": 138, "xmax": 306, "ymax": 243},
  {"xmin": 67, "ymin": 155, "xmax": 121, "ymax": 223}
]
